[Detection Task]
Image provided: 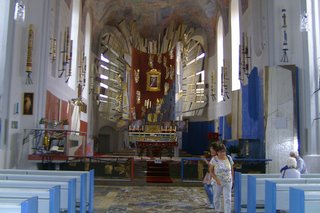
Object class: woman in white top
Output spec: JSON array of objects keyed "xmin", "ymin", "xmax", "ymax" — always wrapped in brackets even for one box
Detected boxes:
[
  {"xmin": 281, "ymin": 157, "xmax": 301, "ymax": 178},
  {"xmin": 209, "ymin": 143, "xmax": 234, "ymax": 213}
]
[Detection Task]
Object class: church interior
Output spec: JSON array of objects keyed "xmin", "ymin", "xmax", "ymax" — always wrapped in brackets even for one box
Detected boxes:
[{"xmin": 0, "ymin": 0, "xmax": 320, "ymax": 212}]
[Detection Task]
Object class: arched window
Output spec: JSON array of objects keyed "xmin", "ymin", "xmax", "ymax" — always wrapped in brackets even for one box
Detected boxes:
[
  {"xmin": 217, "ymin": 16, "xmax": 224, "ymax": 102},
  {"xmin": 230, "ymin": 0, "xmax": 240, "ymax": 91},
  {"xmin": 181, "ymin": 39, "xmax": 206, "ymax": 117}
]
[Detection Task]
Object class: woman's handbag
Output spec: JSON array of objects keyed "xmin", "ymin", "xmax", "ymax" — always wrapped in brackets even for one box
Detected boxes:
[{"xmin": 202, "ymin": 172, "xmax": 212, "ymax": 184}]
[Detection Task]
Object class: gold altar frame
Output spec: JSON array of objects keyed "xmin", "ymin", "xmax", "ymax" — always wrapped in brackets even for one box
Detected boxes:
[{"xmin": 146, "ymin": 69, "xmax": 161, "ymax": 92}]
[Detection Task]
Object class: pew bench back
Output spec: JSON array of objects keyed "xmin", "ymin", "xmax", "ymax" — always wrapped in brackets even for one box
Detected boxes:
[
  {"xmin": 265, "ymin": 181, "xmax": 320, "ymax": 213},
  {"xmin": 290, "ymin": 188, "xmax": 320, "ymax": 213},
  {"xmin": 0, "ymin": 179, "xmax": 76, "ymax": 213},
  {"xmin": 0, "ymin": 173, "xmax": 85, "ymax": 213},
  {"xmin": 0, "ymin": 196, "xmax": 38, "ymax": 213},
  {"xmin": 0, "ymin": 186, "xmax": 59, "ymax": 213},
  {"xmin": 0, "ymin": 169, "xmax": 94, "ymax": 213}
]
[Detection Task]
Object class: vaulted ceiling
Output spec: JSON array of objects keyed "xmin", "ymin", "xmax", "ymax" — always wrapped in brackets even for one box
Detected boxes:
[
  {"xmin": 83, "ymin": 0, "xmax": 229, "ymax": 50},
  {"xmin": 81, "ymin": 0, "xmax": 230, "ymax": 122}
]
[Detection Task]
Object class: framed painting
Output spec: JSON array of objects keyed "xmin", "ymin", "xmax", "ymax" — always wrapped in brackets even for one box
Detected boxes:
[
  {"xmin": 23, "ymin": 92, "xmax": 33, "ymax": 115},
  {"xmin": 146, "ymin": 69, "xmax": 161, "ymax": 92}
]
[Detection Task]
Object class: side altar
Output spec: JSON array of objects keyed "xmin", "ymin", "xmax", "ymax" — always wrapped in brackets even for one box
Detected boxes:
[{"xmin": 128, "ymin": 122, "xmax": 178, "ymax": 158}]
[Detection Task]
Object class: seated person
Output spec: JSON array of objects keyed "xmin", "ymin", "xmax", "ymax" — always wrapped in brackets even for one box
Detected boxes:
[{"xmin": 281, "ymin": 157, "xmax": 301, "ymax": 178}]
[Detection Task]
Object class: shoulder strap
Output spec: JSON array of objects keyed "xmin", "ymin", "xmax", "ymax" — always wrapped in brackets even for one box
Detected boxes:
[{"xmin": 282, "ymin": 169, "xmax": 286, "ymax": 178}]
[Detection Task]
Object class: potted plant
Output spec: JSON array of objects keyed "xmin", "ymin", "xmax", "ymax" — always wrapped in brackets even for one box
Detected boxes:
[{"xmin": 227, "ymin": 144, "xmax": 240, "ymax": 158}]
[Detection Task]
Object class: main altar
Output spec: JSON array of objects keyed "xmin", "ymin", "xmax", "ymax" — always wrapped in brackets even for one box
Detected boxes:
[{"xmin": 128, "ymin": 122, "xmax": 178, "ymax": 158}]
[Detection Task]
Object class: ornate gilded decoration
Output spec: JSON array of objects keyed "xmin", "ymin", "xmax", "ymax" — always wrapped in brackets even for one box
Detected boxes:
[
  {"xmin": 165, "ymin": 66, "xmax": 170, "ymax": 79},
  {"xmin": 157, "ymin": 53, "xmax": 162, "ymax": 64},
  {"xmin": 169, "ymin": 64, "xmax": 174, "ymax": 80},
  {"xmin": 136, "ymin": 90, "xmax": 141, "ymax": 104},
  {"xmin": 148, "ymin": 54, "xmax": 154, "ymax": 68},
  {"xmin": 169, "ymin": 49, "xmax": 174, "ymax": 60},
  {"xmin": 134, "ymin": 69, "xmax": 140, "ymax": 83},
  {"xmin": 164, "ymin": 82, "xmax": 169, "ymax": 95},
  {"xmin": 146, "ymin": 69, "xmax": 161, "ymax": 92},
  {"xmin": 163, "ymin": 56, "xmax": 167, "ymax": 67}
]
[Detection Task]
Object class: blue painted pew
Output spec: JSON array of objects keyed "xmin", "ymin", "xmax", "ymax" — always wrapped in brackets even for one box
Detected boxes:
[
  {"xmin": 0, "ymin": 169, "xmax": 94, "ymax": 213},
  {"xmin": 0, "ymin": 197, "xmax": 38, "ymax": 213},
  {"xmin": 0, "ymin": 179, "xmax": 76, "ymax": 213},
  {"xmin": 234, "ymin": 172, "xmax": 320, "ymax": 213},
  {"xmin": 247, "ymin": 176, "xmax": 320, "ymax": 213},
  {"xmin": 265, "ymin": 181, "xmax": 320, "ymax": 213},
  {"xmin": 289, "ymin": 188, "xmax": 320, "ymax": 213},
  {"xmin": 0, "ymin": 173, "xmax": 86, "ymax": 213},
  {"xmin": 0, "ymin": 186, "xmax": 60, "ymax": 213}
]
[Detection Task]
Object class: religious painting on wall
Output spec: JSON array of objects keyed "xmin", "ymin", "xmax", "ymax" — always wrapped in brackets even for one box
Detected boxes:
[
  {"xmin": 23, "ymin": 92, "xmax": 33, "ymax": 115},
  {"xmin": 146, "ymin": 69, "xmax": 161, "ymax": 92}
]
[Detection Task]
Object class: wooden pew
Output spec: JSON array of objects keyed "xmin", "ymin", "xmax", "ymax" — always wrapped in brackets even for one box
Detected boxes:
[
  {"xmin": 0, "ymin": 197, "xmax": 38, "ymax": 213},
  {"xmin": 0, "ymin": 169, "xmax": 94, "ymax": 213},
  {"xmin": 234, "ymin": 172, "xmax": 320, "ymax": 213},
  {"xmin": 0, "ymin": 173, "xmax": 86, "ymax": 213},
  {"xmin": 289, "ymin": 188, "xmax": 320, "ymax": 213},
  {"xmin": 247, "ymin": 176, "xmax": 320, "ymax": 213},
  {"xmin": 265, "ymin": 181, "xmax": 320, "ymax": 213},
  {"xmin": 0, "ymin": 186, "xmax": 60, "ymax": 213},
  {"xmin": 0, "ymin": 179, "xmax": 76, "ymax": 213},
  {"xmin": 234, "ymin": 172, "xmax": 282, "ymax": 213}
]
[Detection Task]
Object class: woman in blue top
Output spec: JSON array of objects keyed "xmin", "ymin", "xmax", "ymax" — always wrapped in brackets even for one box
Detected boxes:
[{"xmin": 202, "ymin": 143, "xmax": 219, "ymax": 209}]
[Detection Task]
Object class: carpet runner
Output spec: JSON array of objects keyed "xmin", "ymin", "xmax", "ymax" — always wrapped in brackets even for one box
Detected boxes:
[{"xmin": 146, "ymin": 160, "xmax": 173, "ymax": 183}]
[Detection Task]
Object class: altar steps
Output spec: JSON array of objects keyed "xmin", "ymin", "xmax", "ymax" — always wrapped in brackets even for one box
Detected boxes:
[{"xmin": 146, "ymin": 161, "xmax": 172, "ymax": 183}]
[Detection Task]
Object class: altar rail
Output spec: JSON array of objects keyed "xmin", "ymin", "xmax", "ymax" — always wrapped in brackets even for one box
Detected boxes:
[{"xmin": 180, "ymin": 157, "xmax": 271, "ymax": 183}]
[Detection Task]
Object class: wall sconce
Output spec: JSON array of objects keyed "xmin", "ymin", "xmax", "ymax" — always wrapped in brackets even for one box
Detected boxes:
[
  {"xmin": 280, "ymin": 9, "xmax": 289, "ymax": 62},
  {"xmin": 14, "ymin": 1, "xmax": 25, "ymax": 22},
  {"xmin": 300, "ymin": 10, "xmax": 309, "ymax": 32},
  {"xmin": 239, "ymin": 32, "xmax": 251, "ymax": 83},
  {"xmin": 211, "ymin": 73, "xmax": 216, "ymax": 101},
  {"xmin": 221, "ymin": 60, "xmax": 230, "ymax": 101},
  {"xmin": 65, "ymin": 40, "xmax": 73, "ymax": 83},
  {"xmin": 26, "ymin": 24, "xmax": 34, "ymax": 84},
  {"xmin": 49, "ymin": 34, "xmax": 57, "ymax": 63},
  {"xmin": 77, "ymin": 47, "xmax": 86, "ymax": 87},
  {"xmin": 58, "ymin": 27, "xmax": 71, "ymax": 78}
]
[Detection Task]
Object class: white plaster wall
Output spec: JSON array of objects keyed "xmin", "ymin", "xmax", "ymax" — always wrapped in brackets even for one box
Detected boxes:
[
  {"xmin": 0, "ymin": 149, "xmax": 5, "ymax": 168},
  {"xmin": 0, "ymin": 0, "xmax": 11, "ymax": 168},
  {"xmin": 6, "ymin": 0, "xmax": 50, "ymax": 168},
  {"xmin": 265, "ymin": 66, "xmax": 296, "ymax": 173},
  {"xmin": 304, "ymin": 155, "xmax": 320, "ymax": 173}
]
